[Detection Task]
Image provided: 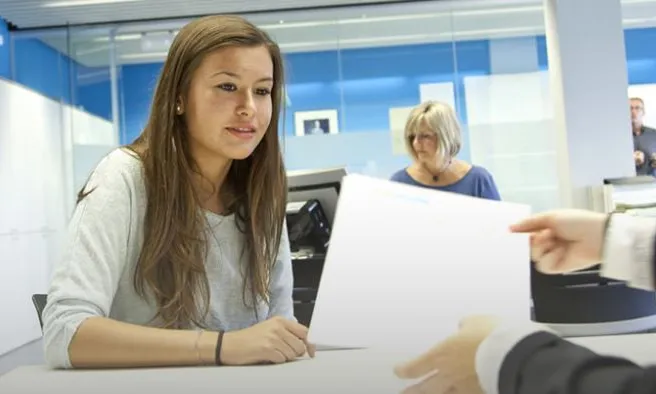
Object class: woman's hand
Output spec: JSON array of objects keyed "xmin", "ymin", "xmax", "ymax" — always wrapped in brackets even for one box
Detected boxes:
[
  {"xmin": 220, "ymin": 316, "xmax": 316, "ymax": 365},
  {"xmin": 509, "ymin": 209, "xmax": 607, "ymax": 274},
  {"xmin": 394, "ymin": 316, "xmax": 500, "ymax": 394}
]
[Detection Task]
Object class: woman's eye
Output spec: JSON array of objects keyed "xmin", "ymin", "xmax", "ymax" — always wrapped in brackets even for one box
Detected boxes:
[
  {"xmin": 255, "ymin": 88, "xmax": 271, "ymax": 96},
  {"xmin": 217, "ymin": 83, "xmax": 237, "ymax": 92}
]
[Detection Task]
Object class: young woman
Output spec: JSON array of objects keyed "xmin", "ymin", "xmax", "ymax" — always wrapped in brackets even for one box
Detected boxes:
[
  {"xmin": 390, "ymin": 101, "xmax": 501, "ymax": 200},
  {"xmin": 42, "ymin": 15, "xmax": 314, "ymax": 369}
]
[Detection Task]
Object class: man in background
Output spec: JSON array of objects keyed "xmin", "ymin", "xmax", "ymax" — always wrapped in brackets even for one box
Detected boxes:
[{"xmin": 631, "ymin": 97, "xmax": 656, "ymax": 176}]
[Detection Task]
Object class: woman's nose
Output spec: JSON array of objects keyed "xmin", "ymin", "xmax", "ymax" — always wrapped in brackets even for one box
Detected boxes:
[{"xmin": 237, "ymin": 92, "xmax": 256, "ymax": 117}]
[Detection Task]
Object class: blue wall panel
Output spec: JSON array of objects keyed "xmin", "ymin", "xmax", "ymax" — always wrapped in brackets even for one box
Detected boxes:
[
  {"xmin": 76, "ymin": 65, "xmax": 112, "ymax": 121},
  {"xmin": 0, "ymin": 19, "xmax": 9, "ymax": 80},
  {"xmin": 12, "ymin": 38, "xmax": 73, "ymax": 104},
  {"xmin": 9, "ymin": 33, "xmax": 113, "ymax": 121},
  {"xmin": 119, "ymin": 62, "xmax": 162, "ymax": 143}
]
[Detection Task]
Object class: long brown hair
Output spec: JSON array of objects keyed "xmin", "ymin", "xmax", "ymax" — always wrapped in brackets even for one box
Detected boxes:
[{"xmin": 120, "ymin": 15, "xmax": 286, "ymax": 328}]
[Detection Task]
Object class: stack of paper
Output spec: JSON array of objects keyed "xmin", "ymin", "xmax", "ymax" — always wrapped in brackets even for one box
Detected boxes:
[{"xmin": 308, "ymin": 174, "xmax": 532, "ymax": 355}]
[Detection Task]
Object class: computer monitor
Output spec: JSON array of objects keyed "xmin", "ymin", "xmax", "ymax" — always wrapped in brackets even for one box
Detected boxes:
[{"xmin": 286, "ymin": 167, "xmax": 347, "ymax": 228}]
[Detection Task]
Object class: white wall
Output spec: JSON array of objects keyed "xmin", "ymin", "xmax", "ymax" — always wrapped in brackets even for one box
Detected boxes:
[{"xmin": 0, "ymin": 78, "xmax": 116, "ymax": 356}]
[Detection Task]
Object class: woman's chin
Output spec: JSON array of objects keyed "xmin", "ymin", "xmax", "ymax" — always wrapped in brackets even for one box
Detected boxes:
[{"xmin": 224, "ymin": 148, "xmax": 256, "ymax": 161}]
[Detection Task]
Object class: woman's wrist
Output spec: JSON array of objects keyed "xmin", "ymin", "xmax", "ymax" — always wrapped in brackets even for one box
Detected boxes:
[
  {"xmin": 197, "ymin": 331, "xmax": 220, "ymax": 365},
  {"xmin": 214, "ymin": 330, "xmax": 245, "ymax": 366}
]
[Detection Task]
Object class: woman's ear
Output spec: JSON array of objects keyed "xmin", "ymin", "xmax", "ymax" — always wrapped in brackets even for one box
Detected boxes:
[{"xmin": 175, "ymin": 98, "xmax": 184, "ymax": 115}]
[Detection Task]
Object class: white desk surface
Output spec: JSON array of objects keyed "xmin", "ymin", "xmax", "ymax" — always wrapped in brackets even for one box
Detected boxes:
[{"xmin": 2, "ymin": 333, "xmax": 656, "ymax": 394}]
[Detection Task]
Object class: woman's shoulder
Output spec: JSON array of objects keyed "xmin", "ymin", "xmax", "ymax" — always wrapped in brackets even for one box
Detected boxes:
[
  {"xmin": 464, "ymin": 164, "xmax": 501, "ymax": 200},
  {"xmin": 465, "ymin": 164, "xmax": 495, "ymax": 182},
  {"xmin": 95, "ymin": 147, "xmax": 142, "ymax": 174},
  {"xmin": 85, "ymin": 147, "xmax": 145, "ymax": 192},
  {"xmin": 390, "ymin": 167, "xmax": 412, "ymax": 182}
]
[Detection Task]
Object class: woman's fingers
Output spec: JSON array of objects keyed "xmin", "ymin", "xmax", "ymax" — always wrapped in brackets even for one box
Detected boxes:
[{"xmin": 278, "ymin": 327, "xmax": 307, "ymax": 358}]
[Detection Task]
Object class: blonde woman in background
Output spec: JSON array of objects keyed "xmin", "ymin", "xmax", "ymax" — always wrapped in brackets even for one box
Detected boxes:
[{"xmin": 390, "ymin": 101, "xmax": 501, "ymax": 200}]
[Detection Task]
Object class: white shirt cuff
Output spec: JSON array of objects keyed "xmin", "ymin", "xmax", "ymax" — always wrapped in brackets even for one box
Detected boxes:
[
  {"xmin": 601, "ymin": 213, "xmax": 656, "ymax": 291},
  {"xmin": 475, "ymin": 322, "xmax": 555, "ymax": 394}
]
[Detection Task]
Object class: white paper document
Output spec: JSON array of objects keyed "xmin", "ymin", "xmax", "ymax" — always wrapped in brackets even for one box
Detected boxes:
[{"xmin": 308, "ymin": 174, "xmax": 532, "ymax": 355}]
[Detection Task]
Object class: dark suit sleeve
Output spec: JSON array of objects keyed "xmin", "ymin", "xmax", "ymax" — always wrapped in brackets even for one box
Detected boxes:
[{"xmin": 499, "ymin": 331, "xmax": 656, "ymax": 394}]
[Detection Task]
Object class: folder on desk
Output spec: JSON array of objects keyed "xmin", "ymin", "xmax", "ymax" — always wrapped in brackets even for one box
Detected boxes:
[{"xmin": 307, "ymin": 174, "xmax": 532, "ymax": 355}]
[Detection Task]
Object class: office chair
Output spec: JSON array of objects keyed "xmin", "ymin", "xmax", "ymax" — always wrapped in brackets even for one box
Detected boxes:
[{"xmin": 31, "ymin": 294, "xmax": 47, "ymax": 332}]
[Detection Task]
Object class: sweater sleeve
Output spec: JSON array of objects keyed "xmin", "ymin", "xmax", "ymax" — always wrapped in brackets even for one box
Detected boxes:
[
  {"xmin": 266, "ymin": 220, "xmax": 296, "ymax": 321},
  {"xmin": 41, "ymin": 152, "xmax": 134, "ymax": 369}
]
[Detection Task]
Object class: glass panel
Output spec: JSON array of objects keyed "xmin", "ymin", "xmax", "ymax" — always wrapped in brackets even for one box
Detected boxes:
[
  {"xmin": 333, "ymin": 10, "xmax": 455, "ymax": 178},
  {"xmin": 11, "ymin": 30, "xmax": 72, "ymax": 104},
  {"xmin": 5, "ymin": 29, "xmax": 76, "ymax": 331},
  {"xmin": 261, "ymin": 16, "xmax": 343, "ymax": 172},
  {"xmin": 113, "ymin": 25, "xmax": 171, "ymax": 144},
  {"xmin": 263, "ymin": 4, "xmax": 459, "ymax": 178},
  {"xmin": 66, "ymin": 26, "xmax": 119, "ymax": 196},
  {"xmin": 451, "ymin": 3, "xmax": 558, "ymax": 212},
  {"xmin": 9, "ymin": 29, "xmax": 72, "ymax": 226}
]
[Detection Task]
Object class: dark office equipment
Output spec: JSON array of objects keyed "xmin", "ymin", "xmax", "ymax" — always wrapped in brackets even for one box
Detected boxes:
[
  {"xmin": 286, "ymin": 168, "xmax": 346, "ymax": 327},
  {"xmin": 532, "ymin": 263, "xmax": 656, "ymax": 336},
  {"xmin": 602, "ymin": 175, "xmax": 656, "ymax": 186},
  {"xmin": 287, "ymin": 167, "xmax": 345, "ymax": 228},
  {"xmin": 31, "ymin": 294, "xmax": 47, "ymax": 332},
  {"xmin": 286, "ymin": 199, "xmax": 331, "ymax": 255}
]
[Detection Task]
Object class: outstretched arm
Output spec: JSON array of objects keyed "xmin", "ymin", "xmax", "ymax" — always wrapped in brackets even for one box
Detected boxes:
[{"xmin": 43, "ymin": 152, "xmax": 219, "ymax": 369}]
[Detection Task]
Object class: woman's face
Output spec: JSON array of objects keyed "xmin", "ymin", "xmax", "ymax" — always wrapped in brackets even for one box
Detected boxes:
[
  {"xmin": 183, "ymin": 45, "xmax": 274, "ymax": 165},
  {"xmin": 410, "ymin": 123, "xmax": 439, "ymax": 166}
]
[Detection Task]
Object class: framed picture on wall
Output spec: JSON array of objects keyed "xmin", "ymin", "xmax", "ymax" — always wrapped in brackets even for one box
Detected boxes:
[{"xmin": 294, "ymin": 109, "xmax": 339, "ymax": 137}]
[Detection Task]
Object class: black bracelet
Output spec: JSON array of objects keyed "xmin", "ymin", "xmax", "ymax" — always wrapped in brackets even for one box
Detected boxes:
[{"xmin": 215, "ymin": 331, "xmax": 224, "ymax": 366}]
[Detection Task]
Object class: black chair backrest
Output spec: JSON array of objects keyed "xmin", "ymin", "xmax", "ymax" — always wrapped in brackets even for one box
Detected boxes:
[
  {"xmin": 531, "ymin": 263, "xmax": 656, "ymax": 324},
  {"xmin": 31, "ymin": 294, "xmax": 47, "ymax": 331}
]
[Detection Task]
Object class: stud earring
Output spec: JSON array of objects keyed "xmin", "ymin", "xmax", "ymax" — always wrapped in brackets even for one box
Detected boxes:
[{"xmin": 176, "ymin": 104, "xmax": 182, "ymax": 114}]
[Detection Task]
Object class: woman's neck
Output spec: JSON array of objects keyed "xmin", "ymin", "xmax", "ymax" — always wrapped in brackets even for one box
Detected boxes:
[
  {"xmin": 410, "ymin": 159, "xmax": 470, "ymax": 186},
  {"xmin": 193, "ymin": 155, "xmax": 233, "ymax": 215}
]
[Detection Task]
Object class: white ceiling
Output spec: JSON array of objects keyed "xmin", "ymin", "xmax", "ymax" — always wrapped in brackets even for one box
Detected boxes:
[
  {"xmin": 0, "ymin": 0, "xmax": 406, "ymax": 28},
  {"xmin": 7, "ymin": 0, "xmax": 656, "ymax": 67}
]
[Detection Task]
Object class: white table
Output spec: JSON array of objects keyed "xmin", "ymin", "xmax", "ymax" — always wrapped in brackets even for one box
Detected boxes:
[{"xmin": 2, "ymin": 333, "xmax": 656, "ymax": 394}]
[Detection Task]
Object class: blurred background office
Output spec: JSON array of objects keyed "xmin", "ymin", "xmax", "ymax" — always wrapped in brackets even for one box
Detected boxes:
[{"xmin": 0, "ymin": 0, "xmax": 652, "ymax": 376}]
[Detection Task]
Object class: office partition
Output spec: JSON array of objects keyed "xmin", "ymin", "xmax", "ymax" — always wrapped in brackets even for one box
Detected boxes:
[{"xmin": 0, "ymin": 78, "xmax": 116, "ymax": 356}]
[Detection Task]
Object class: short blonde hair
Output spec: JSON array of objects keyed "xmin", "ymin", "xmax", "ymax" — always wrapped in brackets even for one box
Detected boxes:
[{"xmin": 404, "ymin": 100, "xmax": 462, "ymax": 169}]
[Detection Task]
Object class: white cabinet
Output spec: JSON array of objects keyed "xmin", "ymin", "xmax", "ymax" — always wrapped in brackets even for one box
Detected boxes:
[{"xmin": 0, "ymin": 233, "xmax": 50, "ymax": 356}]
